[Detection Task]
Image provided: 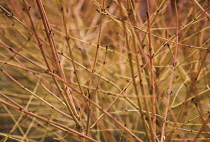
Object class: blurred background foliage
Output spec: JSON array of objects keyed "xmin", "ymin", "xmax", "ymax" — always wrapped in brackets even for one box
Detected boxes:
[{"xmin": 0, "ymin": 0, "xmax": 210, "ymax": 141}]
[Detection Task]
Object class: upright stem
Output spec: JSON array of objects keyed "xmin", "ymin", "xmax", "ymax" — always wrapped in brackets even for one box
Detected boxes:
[
  {"xmin": 86, "ymin": 0, "xmax": 105, "ymax": 136},
  {"xmin": 118, "ymin": 0, "xmax": 151, "ymax": 141},
  {"xmin": 145, "ymin": 0, "xmax": 156, "ymax": 140},
  {"xmin": 160, "ymin": 1, "xmax": 181, "ymax": 141},
  {"xmin": 35, "ymin": 0, "xmax": 82, "ymax": 128}
]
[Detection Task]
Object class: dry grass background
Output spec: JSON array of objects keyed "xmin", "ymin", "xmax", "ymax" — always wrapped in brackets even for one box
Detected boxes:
[{"xmin": 0, "ymin": 0, "xmax": 210, "ymax": 141}]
